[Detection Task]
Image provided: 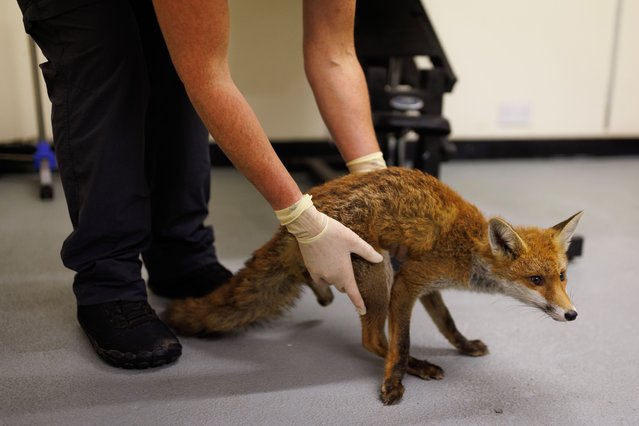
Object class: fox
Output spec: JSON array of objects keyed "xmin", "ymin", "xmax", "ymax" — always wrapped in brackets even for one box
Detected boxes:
[{"xmin": 166, "ymin": 167, "xmax": 583, "ymax": 405}]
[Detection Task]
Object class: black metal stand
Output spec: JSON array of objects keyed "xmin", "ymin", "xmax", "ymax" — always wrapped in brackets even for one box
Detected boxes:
[{"xmin": 355, "ymin": 0, "xmax": 456, "ymax": 178}]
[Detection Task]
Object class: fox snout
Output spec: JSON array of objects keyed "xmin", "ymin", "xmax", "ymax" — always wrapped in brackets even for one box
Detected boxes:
[
  {"xmin": 545, "ymin": 303, "xmax": 578, "ymax": 322},
  {"xmin": 543, "ymin": 284, "xmax": 577, "ymax": 322}
]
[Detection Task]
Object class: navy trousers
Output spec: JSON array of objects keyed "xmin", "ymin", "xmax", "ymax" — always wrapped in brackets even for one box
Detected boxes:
[{"xmin": 20, "ymin": 0, "xmax": 219, "ymax": 304}]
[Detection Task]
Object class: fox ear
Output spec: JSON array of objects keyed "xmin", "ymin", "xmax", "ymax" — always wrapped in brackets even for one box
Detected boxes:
[
  {"xmin": 488, "ymin": 218, "xmax": 527, "ymax": 258},
  {"xmin": 552, "ymin": 211, "xmax": 584, "ymax": 251}
]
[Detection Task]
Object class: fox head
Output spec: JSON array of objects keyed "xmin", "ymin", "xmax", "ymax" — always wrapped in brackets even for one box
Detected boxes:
[{"xmin": 483, "ymin": 212, "xmax": 583, "ymax": 322}]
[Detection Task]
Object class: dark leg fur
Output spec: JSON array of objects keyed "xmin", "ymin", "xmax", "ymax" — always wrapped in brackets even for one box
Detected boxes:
[{"xmin": 420, "ymin": 291, "xmax": 489, "ymax": 357}]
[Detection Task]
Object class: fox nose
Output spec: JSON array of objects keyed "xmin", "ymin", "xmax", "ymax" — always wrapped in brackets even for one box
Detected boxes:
[{"xmin": 564, "ymin": 310, "xmax": 578, "ymax": 321}]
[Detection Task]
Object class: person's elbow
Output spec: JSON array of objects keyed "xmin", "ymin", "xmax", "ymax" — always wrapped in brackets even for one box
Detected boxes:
[{"xmin": 303, "ymin": 41, "xmax": 357, "ymax": 81}]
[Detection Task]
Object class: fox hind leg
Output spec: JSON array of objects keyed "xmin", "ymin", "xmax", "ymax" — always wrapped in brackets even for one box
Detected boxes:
[
  {"xmin": 354, "ymin": 256, "xmax": 391, "ymax": 358},
  {"xmin": 420, "ymin": 291, "xmax": 489, "ymax": 357}
]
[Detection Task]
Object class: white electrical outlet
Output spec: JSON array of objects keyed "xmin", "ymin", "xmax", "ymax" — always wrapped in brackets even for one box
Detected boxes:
[{"xmin": 498, "ymin": 103, "xmax": 532, "ymax": 127}]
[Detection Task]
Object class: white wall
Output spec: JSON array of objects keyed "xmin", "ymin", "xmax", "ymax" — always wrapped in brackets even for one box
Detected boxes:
[
  {"xmin": 1, "ymin": 0, "xmax": 637, "ymax": 143},
  {"xmin": 228, "ymin": 0, "xmax": 328, "ymax": 140},
  {"xmin": 608, "ymin": 0, "xmax": 639, "ymax": 136},
  {"xmin": 425, "ymin": 0, "xmax": 617, "ymax": 138},
  {"xmin": 0, "ymin": 2, "xmax": 52, "ymax": 142}
]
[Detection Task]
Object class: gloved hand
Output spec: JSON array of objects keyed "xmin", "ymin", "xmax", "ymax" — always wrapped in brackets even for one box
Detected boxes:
[
  {"xmin": 346, "ymin": 151, "xmax": 387, "ymax": 174},
  {"xmin": 275, "ymin": 194, "xmax": 383, "ymax": 315}
]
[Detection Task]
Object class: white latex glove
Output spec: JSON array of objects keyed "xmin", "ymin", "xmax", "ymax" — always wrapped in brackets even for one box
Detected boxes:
[
  {"xmin": 275, "ymin": 195, "xmax": 383, "ymax": 315},
  {"xmin": 346, "ymin": 151, "xmax": 387, "ymax": 174}
]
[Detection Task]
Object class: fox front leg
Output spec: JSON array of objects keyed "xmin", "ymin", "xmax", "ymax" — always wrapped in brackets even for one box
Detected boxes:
[{"xmin": 420, "ymin": 291, "xmax": 489, "ymax": 357}]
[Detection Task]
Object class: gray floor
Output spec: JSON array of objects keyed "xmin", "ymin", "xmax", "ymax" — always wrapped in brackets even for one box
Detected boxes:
[{"xmin": 1, "ymin": 158, "xmax": 638, "ymax": 425}]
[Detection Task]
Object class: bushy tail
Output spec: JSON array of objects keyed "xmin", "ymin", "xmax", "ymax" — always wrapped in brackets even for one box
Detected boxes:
[{"xmin": 166, "ymin": 234, "xmax": 305, "ymax": 336}]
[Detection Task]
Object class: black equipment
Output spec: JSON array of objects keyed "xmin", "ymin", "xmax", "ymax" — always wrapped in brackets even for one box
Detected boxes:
[{"xmin": 355, "ymin": 0, "xmax": 456, "ymax": 177}]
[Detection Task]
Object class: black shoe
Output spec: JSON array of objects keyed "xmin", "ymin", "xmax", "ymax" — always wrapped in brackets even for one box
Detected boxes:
[
  {"xmin": 148, "ymin": 262, "xmax": 233, "ymax": 299},
  {"xmin": 77, "ymin": 300, "xmax": 182, "ymax": 369}
]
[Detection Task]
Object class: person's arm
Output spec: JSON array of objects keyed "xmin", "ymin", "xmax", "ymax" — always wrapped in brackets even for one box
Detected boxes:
[
  {"xmin": 152, "ymin": 0, "xmax": 300, "ymax": 210},
  {"xmin": 152, "ymin": 0, "xmax": 382, "ymax": 314},
  {"xmin": 302, "ymin": 0, "xmax": 380, "ymax": 163}
]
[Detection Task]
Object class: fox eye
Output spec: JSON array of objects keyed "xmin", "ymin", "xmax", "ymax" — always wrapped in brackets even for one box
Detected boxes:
[
  {"xmin": 559, "ymin": 272, "xmax": 566, "ymax": 281},
  {"xmin": 529, "ymin": 276, "xmax": 543, "ymax": 286}
]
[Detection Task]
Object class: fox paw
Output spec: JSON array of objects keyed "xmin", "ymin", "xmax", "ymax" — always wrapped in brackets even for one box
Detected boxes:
[
  {"xmin": 380, "ymin": 380, "xmax": 405, "ymax": 405},
  {"xmin": 458, "ymin": 339, "xmax": 489, "ymax": 357},
  {"xmin": 408, "ymin": 359, "xmax": 445, "ymax": 380},
  {"xmin": 315, "ymin": 290, "xmax": 334, "ymax": 307},
  {"xmin": 305, "ymin": 276, "xmax": 334, "ymax": 307}
]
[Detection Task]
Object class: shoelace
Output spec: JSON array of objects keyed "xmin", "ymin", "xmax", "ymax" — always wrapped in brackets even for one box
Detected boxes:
[{"xmin": 106, "ymin": 301, "xmax": 157, "ymax": 328}]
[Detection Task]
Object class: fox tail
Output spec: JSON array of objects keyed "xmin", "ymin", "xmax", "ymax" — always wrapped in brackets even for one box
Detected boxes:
[{"xmin": 165, "ymin": 234, "xmax": 304, "ymax": 336}]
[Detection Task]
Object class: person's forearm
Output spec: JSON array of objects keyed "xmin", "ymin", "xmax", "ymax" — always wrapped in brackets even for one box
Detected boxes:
[
  {"xmin": 153, "ymin": 0, "xmax": 301, "ymax": 210},
  {"xmin": 189, "ymin": 78, "xmax": 302, "ymax": 210},
  {"xmin": 303, "ymin": 0, "xmax": 380, "ymax": 162},
  {"xmin": 304, "ymin": 51, "xmax": 379, "ymax": 162}
]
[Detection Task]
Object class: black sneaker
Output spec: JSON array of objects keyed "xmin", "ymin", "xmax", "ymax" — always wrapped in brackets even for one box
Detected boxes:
[
  {"xmin": 148, "ymin": 262, "xmax": 233, "ymax": 299},
  {"xmin": 77, "ymin": 300, "xmax": 182, "ymax": 369}
]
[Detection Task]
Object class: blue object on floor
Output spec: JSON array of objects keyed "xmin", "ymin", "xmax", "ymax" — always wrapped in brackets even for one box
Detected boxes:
[{"xmin": 33, "ymin": 140, "xmax": 56, "ymax": 171}]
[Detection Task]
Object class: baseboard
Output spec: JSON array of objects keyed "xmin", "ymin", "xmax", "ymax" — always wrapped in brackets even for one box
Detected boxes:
[
  {"xmin": 3, "ymin": 138, "xmax": 638, "ymax": 173},
  {"xmin": 451, "ymin": 138, "xmax": 639, "ymax": 160}
]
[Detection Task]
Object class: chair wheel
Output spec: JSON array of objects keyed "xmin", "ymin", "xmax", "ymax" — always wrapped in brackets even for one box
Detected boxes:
[{"xmin": 40, "ymin": 185, "xmax": 53, "ymax": 200}]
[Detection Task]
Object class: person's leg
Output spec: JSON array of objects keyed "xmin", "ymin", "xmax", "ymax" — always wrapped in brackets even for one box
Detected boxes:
[
  {"xmin": 131, "ymin": 0, "xmax": 231, "ymax": 298},
  {"xmin": 21, "ymin": 0, "xmax": 181, "ymax": 368},
  {"xmin": 26, "ymin": 1, "xmax": 149, "ymax": 304}
]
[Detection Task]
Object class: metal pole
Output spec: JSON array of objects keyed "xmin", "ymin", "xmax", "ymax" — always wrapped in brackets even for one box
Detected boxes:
[
  {"xmin": 28, "ymin": 38, "xmax": 55, "ymax": 199},
  {"xmin": 28, "ymin": 38, "xmax": 46, "ymax": 142}
]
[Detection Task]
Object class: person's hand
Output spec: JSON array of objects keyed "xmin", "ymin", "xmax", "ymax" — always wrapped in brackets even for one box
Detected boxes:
[
  {"xmin": 275, "ymin": 195, "xmax": 383, "ymax": 315},
  {"xmin": 346, "ymin": 151, "xmax": 387, "ymax": 174},
  {"xmin": 297, "ymin": 214, "xmax": 383, "ymax": 315}
]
